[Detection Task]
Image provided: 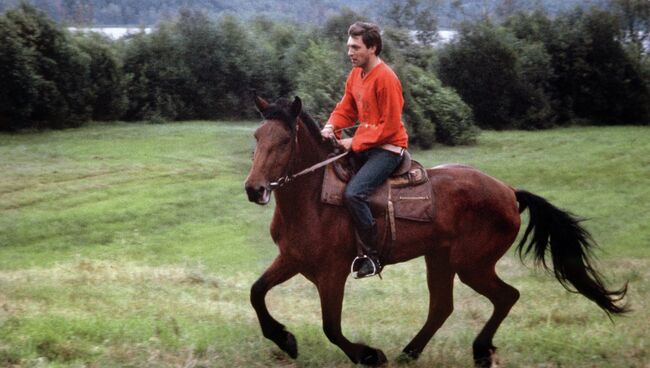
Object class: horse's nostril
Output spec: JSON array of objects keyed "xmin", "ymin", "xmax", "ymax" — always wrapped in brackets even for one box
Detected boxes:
[
  {"xmin": 245, "ymin": 185, "xmax": 256, "ymax": 199},
  {"xmin": 245, "ymin": 185, "xmax": 266, "ymax": 202}
]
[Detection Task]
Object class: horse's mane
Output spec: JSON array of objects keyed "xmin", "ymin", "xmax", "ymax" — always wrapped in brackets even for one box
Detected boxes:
[
  {"xmin": 260, "ymin": 100, "xmax": 295, "ymax": 129},
  {"xmin": 299, "ymin": 111, "xmax": 325, "ymax": 141},
  {"xmin": 261, "ymin": 98, "xmax": 324, "ymax": 143}
]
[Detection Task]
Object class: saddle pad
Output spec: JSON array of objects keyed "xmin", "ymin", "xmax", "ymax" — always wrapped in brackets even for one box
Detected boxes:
[{"xmin": 321, "ymin": 164, "xmax": 434, "ymax": 222}]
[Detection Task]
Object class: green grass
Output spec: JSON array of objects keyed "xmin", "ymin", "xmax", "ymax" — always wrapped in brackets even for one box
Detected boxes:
[{"xmin": 0, "ymin": 122, "xmax": 648, "ymax": 367}]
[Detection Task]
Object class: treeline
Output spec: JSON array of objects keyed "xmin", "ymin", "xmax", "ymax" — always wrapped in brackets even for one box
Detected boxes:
[
  {"xmin": 439, "ymin": 6, "xmax": 650, "ymax": 128},
  {"xmin": 0, "ymin": 0, "xmax": 605, "ymax": 27},
  {"xmin": 1, "ymin": 3, "xmax": 649, "ymax": 148},
  {"xmin": 0, "ymin": 3, "xmax": 478, "ymax": 146}
]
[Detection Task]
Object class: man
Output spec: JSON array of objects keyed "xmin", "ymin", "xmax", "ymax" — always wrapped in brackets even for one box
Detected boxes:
[{"xmin": 321, "ymin": 21, "xmax": 409, "ymax": 278}]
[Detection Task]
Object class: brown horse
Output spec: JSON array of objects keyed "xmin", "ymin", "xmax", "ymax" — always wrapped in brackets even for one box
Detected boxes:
[{"xmin": 244, "ymin": 96, "xmax": 628, "ymax": 367}]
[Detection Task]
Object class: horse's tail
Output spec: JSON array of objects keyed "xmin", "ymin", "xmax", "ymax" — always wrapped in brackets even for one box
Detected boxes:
[{"xmin": 515, "ymin": 190, "xmax": 629, "ymax": 316}]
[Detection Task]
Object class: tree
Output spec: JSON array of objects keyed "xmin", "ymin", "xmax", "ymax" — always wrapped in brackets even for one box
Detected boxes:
[
  {"xmin": 545, "ymin": 8, "xmax": 650, "ymax": 123},
  {"xmin": 74, "ymin": 33, "xmax": 127, "ymax": 121},
  {"xmin": 437, "ymin": 21, "xmax": 526, "ymax": 129},
  {"xmin": 295, "ymin": 40, "xmax": 347, "ymax": 123},
  {"xmin": 249, "ymin": 16, "xmax": 303, "ymax": 101},
  {"xmin": 609, "ymin": 0, "xmax": 650, "ymax": 62},
  {"xmin": 0, "ymin": 12, "xmax": 40, "ymax": 130},
  {"xmin": 402, "ymin": 65, "xmax": 478, "ymax": 147},
  {"xmin": 0, "ymin": 3, "xmax": 93, "ymax": 130},
  {"xmin": 383, "ymin": 0, "xmax": 439, "ymax": 45},
  {"xmin": 122, "ymin": 24, "xmax": 193, "ymax": 121}
]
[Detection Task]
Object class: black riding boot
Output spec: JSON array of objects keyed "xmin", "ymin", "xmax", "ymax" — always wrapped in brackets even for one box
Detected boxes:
[{"xmin": 354, "ymin": 223, "xmax": 382, "ymax": 278}]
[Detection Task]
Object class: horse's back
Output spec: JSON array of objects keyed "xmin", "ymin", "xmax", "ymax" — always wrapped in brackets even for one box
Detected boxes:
[
  {"xmin": 426, "ymin": 164, "xmax": 521, "ymax": 260},
  {"xmin": 428, "ymin": 163, "xmax": 515, "ymax": 197}
]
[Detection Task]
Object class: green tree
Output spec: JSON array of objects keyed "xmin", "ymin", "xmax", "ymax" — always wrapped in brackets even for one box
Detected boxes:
[
  {"xmin": 122, "ymin": 24, "xmax": 193, "ymax": 121},
  {"xmin": 609, "ymin": 0, "xmax": 650, "ymax": 63},
  {"xmin": 383, "ymin": 0, "xmax": 439, "ymax": 45},
  {"xmin": 402, "ymin": 65, "xmax": 478, "ymax": 147},
  {"xmin": 545, "ymin": 8, "xmax": 650, "ymax": 124},
  {"xmin": 322, "ymin": 7, "xmax": 370, "ymax": 45},
  {"xmin": 504, "ymin": 11, "xmax": 559, "ymax": 128},
  {"xmin": 295, "ymin": 40, "xmax": 347, "ymax": 123},
  {"xmin": 74, "ymin": 33, "xmax": 127, "ymax": 121},
  {"xmin": 249, "ymin": 16, "xmax": 302, "ymax": 103},
  {"xmin": 0, "ymin": 3, "xmax": 92, "ymax": 130},
  {"xmin": 437, "ymin": 21, "xmax": 527, "ymax": 129},
  {"xmin": 0, "ymin": 12, "xmax": 39, "ymax": 130}
]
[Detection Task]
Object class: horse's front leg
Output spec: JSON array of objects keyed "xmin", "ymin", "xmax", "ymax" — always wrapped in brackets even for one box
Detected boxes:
[
  {"xmin": 316, "ymin": 270, "xmax": 388, "ymax": 366},
  {"xmin": 250, "ymin": 255, "xmax": 299, "ymax": 358}
]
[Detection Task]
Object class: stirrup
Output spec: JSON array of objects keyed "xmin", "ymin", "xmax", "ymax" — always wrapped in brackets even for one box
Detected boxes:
[{"xmin": 350, "ymin": 255, "xmax": 382, "ymax": 279}]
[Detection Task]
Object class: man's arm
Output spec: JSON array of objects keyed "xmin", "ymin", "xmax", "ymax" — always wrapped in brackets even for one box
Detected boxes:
[{"xmin": 322, "ymin": 73, "xmax": 358, "ymax": 140}]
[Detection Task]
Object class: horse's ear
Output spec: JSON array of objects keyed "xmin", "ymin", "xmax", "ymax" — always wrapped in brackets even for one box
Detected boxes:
[
  {"xmin": 290, "ymin": 96, "xmax": 302, "ymax": 118},
  {"xmin": 254, "ymin": 95, "xmax": 269, "ymax": 112}
]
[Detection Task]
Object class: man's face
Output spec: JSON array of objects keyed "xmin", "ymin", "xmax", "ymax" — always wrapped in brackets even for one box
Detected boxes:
[{"xmin": 347, "ymin": 35, "xmax": 376, "ymax": 69}]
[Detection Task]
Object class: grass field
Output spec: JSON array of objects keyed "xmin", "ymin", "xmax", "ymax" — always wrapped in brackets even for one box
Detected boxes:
[{"xmin": 0, "ymin": 121, "xmax": 649, "ymax": 367}]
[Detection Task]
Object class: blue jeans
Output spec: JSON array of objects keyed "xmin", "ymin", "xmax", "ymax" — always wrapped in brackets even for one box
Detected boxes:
[{"xmin": 343, "ymin": 148, "xmax": 403, "ymax": 230}]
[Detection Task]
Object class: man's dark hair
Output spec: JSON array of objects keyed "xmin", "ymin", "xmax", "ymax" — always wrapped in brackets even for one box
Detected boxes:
[{"xmin": 348, "ymin": 22, "xmax": 382, "ymax": 56}]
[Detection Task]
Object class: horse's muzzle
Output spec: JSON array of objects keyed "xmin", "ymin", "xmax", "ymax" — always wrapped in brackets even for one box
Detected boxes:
[{"xmin": 245, "ymin": 184, "xmax": 271, "ymax": 205}]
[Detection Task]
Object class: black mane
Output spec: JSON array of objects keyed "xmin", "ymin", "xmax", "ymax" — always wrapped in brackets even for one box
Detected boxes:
[
  {"xmin": 260, "ymin": 98, "xmax": 296, "ymax": 129},
  {"xmin": 261, "ymin": 98, "xmax": 324, "ymax": 141},
  {"xmin": 299, "ymin": 111, "xmax": 326, "ymax": 141}
]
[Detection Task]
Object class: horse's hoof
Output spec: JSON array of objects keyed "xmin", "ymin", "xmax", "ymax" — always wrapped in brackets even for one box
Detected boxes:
[
  {"xmin": 279, "ymin": 330, "xmax": 298, "ymax": 359},
  {"xmin": 359, "ymin": 346, "xmax": 387, "ymax": 366},
  {"xmin": 473, "ymin": 345, "xmax": 498, "ymax": 368},
  {"xmin": 397, "ymin": 349, "xmax": 420, "ymax": 363}
]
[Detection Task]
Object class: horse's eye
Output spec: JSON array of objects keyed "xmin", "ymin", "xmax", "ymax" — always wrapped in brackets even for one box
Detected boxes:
[{"xmin": 280, "ymin": 138, "xmax": 291, "ymax": 146}]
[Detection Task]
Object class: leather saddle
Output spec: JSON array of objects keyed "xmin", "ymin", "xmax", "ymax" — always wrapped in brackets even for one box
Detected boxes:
[{"xmin": 321, "ymin": 150, "xmax": 434, "ymax": 224}]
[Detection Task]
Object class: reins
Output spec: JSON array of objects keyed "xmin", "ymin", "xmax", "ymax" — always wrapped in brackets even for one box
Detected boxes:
[
  {"xmin": 266, "ymin": 116, "xmax": 357, "ymax": 190},
  {"xmin": 270, "ymin": 151, "xmax": 348, "ymax": 189},
  {"xmin": 268, "ymin": 119, "xmax": 352, "ymax": 190}
]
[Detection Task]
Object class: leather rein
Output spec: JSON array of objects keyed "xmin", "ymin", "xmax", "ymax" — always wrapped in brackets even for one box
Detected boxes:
[
  {"xmin": 269, "ymin": 151, "xmax": 349, "ymax": 189},
  {"xmin": 268, "ymin": 120, "xmax": 351, "ymax": 190}
]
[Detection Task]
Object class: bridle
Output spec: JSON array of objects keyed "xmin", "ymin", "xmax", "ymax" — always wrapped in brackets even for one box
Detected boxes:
[
  {"xmin": 269, "ymin": 150, "xmax": 349, "ymax": 189},
  {"xmin": 262, "ymin": 118, "xmax": 350, "ymax": 190}
]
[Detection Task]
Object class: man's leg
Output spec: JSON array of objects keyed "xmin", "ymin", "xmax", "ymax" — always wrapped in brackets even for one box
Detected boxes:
[{"xmin": 344, "ymin": 148, "xmax": 403, "ymax": 277}]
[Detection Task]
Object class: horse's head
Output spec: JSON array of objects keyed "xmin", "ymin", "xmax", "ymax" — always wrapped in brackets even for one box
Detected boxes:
[{"xmin": 245, "ymin": 95, "xmax": 302, "ymax": 205}]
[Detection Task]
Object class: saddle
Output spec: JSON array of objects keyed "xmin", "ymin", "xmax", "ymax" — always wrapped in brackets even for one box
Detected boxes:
[{"xmin": 321, "ymin": 151, "xmax": 434, "ymax": 238}]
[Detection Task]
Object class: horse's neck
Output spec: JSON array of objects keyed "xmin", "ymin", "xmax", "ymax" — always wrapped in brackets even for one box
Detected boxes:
[{"xmin": 273, "ymin": 121, "xmax": 329, "ymax": 222}]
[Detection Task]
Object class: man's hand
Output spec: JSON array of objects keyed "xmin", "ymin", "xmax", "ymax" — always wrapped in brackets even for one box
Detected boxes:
[
  {"xmin": 339, "ymin": 138, "xmax": 352, "ymax": 151},
  {"xmin": 321, "ymin": 124, "xmax": 335, "ymax": 140}
]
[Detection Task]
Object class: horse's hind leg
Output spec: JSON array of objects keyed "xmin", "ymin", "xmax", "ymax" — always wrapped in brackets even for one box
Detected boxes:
[
  {"xmin": 457, "ymin": 266, "xmax": 520, "ymax": 368},
  {"xmin": 250, "ymin": 255, "xmax": 299, "ymax": 358},
  {"xmin": 401, "ymin": 253, "xmax": 455, "ymax": 361}
]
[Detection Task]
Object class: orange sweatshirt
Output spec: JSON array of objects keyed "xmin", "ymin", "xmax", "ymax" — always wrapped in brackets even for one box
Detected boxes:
[{"xmin": 328, "ymin": 62, "xmax": 409, "ymax": 152}]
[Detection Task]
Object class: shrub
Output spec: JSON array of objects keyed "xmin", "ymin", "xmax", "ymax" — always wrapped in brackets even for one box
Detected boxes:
[{"xmin": 402, "ymin": 65, "xmax": 478, "ymax": 147}]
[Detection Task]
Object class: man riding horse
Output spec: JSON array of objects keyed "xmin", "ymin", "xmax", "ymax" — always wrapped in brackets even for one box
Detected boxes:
[{"xmin": 321, "ymin": 21, "xmax": 409, "ymax": 278}]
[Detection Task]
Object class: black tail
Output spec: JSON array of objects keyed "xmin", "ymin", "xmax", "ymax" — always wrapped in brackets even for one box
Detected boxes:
[{"xmin": 515, "ymin": 190, "xmax": 629, "ymax": 316}]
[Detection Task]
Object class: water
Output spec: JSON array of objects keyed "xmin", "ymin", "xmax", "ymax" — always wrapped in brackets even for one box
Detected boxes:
[{"xmin": 67, "ymin": 27, "xmax": 152, "ymax": 39}]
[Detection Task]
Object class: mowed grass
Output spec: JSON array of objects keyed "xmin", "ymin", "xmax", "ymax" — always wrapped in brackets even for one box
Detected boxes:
[{"xmin": 0, "ymin": 122, "xmax": 648, "ymax": 367}]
